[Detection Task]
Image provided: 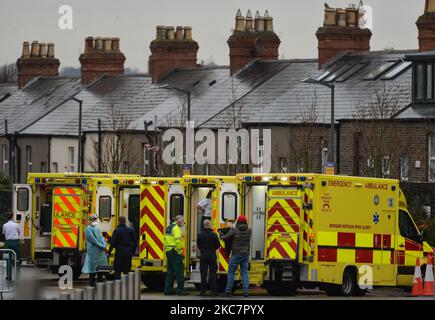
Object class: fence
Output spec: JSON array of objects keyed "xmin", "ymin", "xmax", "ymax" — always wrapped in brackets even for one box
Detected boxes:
[
  {"xmin": 58, "ymin": 268, "xmax": 142, "ymax": 300},
  {"xmin": 0, "ymin": 249, "xmax": 17, "ymax": 300}
]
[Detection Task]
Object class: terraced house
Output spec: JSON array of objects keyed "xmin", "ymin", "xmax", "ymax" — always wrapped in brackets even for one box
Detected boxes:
[{"xmin": 0, "ymin": 3, "xmax": 434, "ymax": 213}]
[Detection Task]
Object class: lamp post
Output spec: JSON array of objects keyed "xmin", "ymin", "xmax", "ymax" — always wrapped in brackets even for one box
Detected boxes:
[
  {"xmin": 71, "ymin": 97, "xmax": 83, "ymax": 173},
  {"xmin": 302, "ymin": 78, "xmax": 336, "ymax": 169}
]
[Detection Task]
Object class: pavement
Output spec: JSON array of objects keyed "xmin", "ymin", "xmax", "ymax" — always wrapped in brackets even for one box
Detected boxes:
[{"xmin": 2, "ymin": 265, "xmax": 434, "ymax": 300}]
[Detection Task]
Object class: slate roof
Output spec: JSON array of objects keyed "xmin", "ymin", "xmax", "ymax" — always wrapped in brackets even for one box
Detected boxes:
[
  {"xmin": 2, "ymin": 49, "xmax": 434, "ymax": 137},
  {"xmin": 0, "ymin": 83, "xmax": 17, "ymax": 102},
  {"xmin": 203, "ymin": 50, "xmax": 418, "ymax": 127},
  {"xmin": 0, "ymin": 77, "xmax": 81, "ymax": 134}
]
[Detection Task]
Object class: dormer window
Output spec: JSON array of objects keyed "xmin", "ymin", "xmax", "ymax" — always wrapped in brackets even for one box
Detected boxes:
[
  {"xmin": 414, "ymin": 63, "xmax": 434, "ymax": 101},
  {"xmin": 406, "ymin": 52, "xmax": 435, "ymax": 104}
]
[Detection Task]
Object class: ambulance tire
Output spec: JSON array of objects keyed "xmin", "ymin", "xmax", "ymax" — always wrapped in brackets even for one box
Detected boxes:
[{"xmin": 325, "ymin": 269, "xmax": 358, "ymax": 297}]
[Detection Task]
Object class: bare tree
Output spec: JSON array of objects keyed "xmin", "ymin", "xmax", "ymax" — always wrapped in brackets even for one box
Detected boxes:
[
  {"xmin": 87, "ymin": 104, "xmax": 141, "ymax": 174},
  {"xmin": 289, "ymin": 91, "xmax": 322, "ymax": 173},
  {"xmin": 351, "ymin": 86, "xmax": 406, "ymax": 178},
  {"xmin": 0, "ymin": 63, "xmax": 17, "ymax": 83}
]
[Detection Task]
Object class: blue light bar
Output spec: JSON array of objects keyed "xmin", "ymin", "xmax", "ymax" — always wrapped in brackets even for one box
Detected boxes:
[
  {"xmin": 299, "ymin": 177, "xmax": 307, "ymax": 182},
  {"xmin": 192, "ymin": 178, "xmax": 198, "ymax": 183},
  {"xmin": 245, "ymin": 176, "xmax": 252, "ymax": 181},
  {"xmin": 35, "ymin": 178, "xmax": 40, "ymax": 183},
  {"xmin": 82, "ymin": 179, "xmax": 87, "ymax": 184},
  {"xmin": 114, "ymin": 179, "xmax": 119, "ymax": 184}
]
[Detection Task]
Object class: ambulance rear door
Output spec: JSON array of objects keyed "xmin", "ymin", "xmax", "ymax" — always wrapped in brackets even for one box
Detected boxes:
[{"xmin": 12, "ymin": 184, "xmax": 32, "ymax": 258}]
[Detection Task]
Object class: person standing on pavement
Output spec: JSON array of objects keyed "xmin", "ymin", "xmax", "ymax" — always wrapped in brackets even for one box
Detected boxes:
[
  {"xmin": 197, "ymin": 219, "xmax": 221, "ymax": 296},
  {"xmin": 82, "ymin": 214, "xmax": 108, "ymax": 287},
  {"xmin": 220, "ymin": 215, "xmax": 252, "ymax": 297},
  {"xmin": 197, "ymin": 190, "xmax": 212, "ymax": 231},
  {"xmin": 2, "ymin": 212, "xmax": 20, "ymax": 280},
  {"xmin": 108, "ymin": 216, "xmax": 138, "ymax": 280},
  {"xmin": 164, "ymin": 215, "xmax": 188, "ymax": 296}
]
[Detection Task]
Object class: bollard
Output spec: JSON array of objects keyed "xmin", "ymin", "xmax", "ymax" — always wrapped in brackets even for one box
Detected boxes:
[
  {"xmin": 73, "ymin": 288, "xmax": 85, "ymax": 300},
  {"xmin": 85, "ymin": 286, "xmax": 95, "ymax": 300},
  {"xmin": 128, "ymin": 271, "xmax": 134, "ymax": 300},
  {"xmin": 106, "ymin": 281, "xmax": 114, "ymax": 300},
  {"xmin": 114, "ymin": 280, "xmax": 121, "ymax": 300},
  {"xmin": 59, "ymin": 291, "xmax": 72, "ymax": 300},
  {"xmin": 134, "ymin": 269, "xmax": 141, "ymax": 300},
  {"xmin": 96, "ymin": 282, "xmax": 105, "ymax": 300},
  {"xmin": 121, "ymin": 274, "xmax": 128, "ymax": 300}
]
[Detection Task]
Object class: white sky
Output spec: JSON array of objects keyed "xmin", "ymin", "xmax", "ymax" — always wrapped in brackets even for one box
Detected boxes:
[{"xmin": 0, "ymin": 0, "xmax": 427, "ymax": 72}]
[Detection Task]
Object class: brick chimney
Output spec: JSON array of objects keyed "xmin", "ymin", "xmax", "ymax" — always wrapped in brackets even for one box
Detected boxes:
[
  {"xmin": 228, "ymin": 9, "xmax": 281, "ymax": 75},
  {"xmin": 79, "ymin": 36, "xmax": 126, "ymax": 85},
  {"xmin": 316, "ymin": 4, "xmax": 372, "ymax": 69},
  {"xmin": 149, "ymin": 26, "xmax": 199, "ymax": 83},
  {"xmin": 16, "ymin": 41, "xmax": 60, "ymax": 89},
  {"xmin": 417, "ymin": 0, "xmax": 435, "ymax": 51}
]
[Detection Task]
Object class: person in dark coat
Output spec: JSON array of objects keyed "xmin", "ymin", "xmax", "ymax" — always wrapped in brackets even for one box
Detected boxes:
[
  {"xmin": 197, "ymin": 219, "xmax": 221, "ymax": 296},
  {"xmin": 108, "ymin": 216, "xmax": 138, "ymax": 280},
  {"xmin": 220, "ymin": 215, "xmax": 252, "ymax": 297}
]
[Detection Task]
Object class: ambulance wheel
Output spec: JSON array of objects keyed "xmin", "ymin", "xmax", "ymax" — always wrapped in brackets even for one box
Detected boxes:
[{"xmin": 340, "ymin": 269, "xmax": 357, "ymax": 297}]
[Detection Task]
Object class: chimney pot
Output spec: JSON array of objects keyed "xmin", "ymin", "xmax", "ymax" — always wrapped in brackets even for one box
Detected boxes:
[
  {"xmin": 426, "ymin": 0, "xmax": 435, "ymax": 12},
  {"xmin": 112, "ymin": 37, "xmax": 120, "ymax": 52},
  {"xmin": 346, "ymin": 7, "xmax": 358, "ymax": 27},
  {"xmin": 103, "ymin": 37, "xmax": 112, "ymax": 51},
  {"xmin": 235, "ymin": 10, "xmax": 246, "ymax": 32},
  {"xmin": 39, "ymin": 43, "xmax": 47, "ymax": 58},
  {"xmin": 30, "ymin": 41, "xmax": 40, "ymax": 57},
  {"xmin": 85, "ymin": 37, "xmax": 94, "ymax": 53},
  {"xmin": 255, "ymin": 13, "xmax": 265, "ymax": 32},
  {"xmin": 183, "ymin": 26, "xmax": 193, "ymax": 40},
  {"xmin": 95, "ymin": 37, "xmax": 103, "ymax": 50},
  {"xmin": 22, "ymin": 42, "xmax": 30, "ymax": 58},
  {"xmin": 156, "ymin": 26, "xmax": 166, "ymax": 40},
  {"xmin": 47, "ymin": 43, "xmax": 55, "ymax": 58},
  {"xmin": 337, "ymin": 9, "xmax": 347, "ymax": 27},
  {"xmin": 176, "ymin": 26, "xmax": 183, "ymax": 40},
  {"xmin": 324, "ymin": 8, "xmax": 337, "ymax": 26},
  {"xmin": 245, "ymin": 10, "xmax": 254, "ymax": 32},
  {"xmin": 264, "ymin": 10, "xmax": 273, "ymax": 32},
  {"xmin": 166, "ymin": 27, "xmax": 175, "ymax": 40}
]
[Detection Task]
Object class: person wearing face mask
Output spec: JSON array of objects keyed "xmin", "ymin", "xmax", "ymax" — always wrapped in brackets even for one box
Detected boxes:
[
  {"xmin": 163, "ymin": 215, "xmax": 188, "ymax": 296},
  {"xmin": 82, "ymin": 214, "xmax": 108, "ymax": 287}
]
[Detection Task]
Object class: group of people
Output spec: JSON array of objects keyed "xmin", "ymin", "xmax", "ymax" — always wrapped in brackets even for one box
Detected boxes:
[
  {"xmin": 164, "ymin": 213, "xmax": 252, "ymax": 297},
  {"xmin": 3, "ymin": 196, "xmax": 252, "ymax": 298}
]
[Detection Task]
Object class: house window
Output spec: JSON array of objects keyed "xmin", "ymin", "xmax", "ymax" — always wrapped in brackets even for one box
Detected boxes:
[
  {"xmin": 321, "ymin": 138, "xmax": 328, "ymax": 174},
  {"xmin": 252, "ymin": 137, "xmax": 264, "ymax": 173},
  {"xmin": 430, "ymin": 134, "xmax": 435, "ymax": 181},
  {"xmin": 26, "ymin": 146, "xmax": 32, "ymax": 174},
  {"xmin": 400, "ymin": 155, "xmax": 409, "ymax": 181},
  {"xmin": 68, "ymin": 147, "xmax": 75, "ymax": 172},
  {"xmin": 414, "ymin": 63, "xmax": 435, "ymax": 102},
  {"xmin": 382, "ymin": 156, "xmax": 391, "ymax": 178},
  {"xmin": 143, "ymin": 144, "xmax": 150, "ymax": 176},
  {"xmin": 1, "ymin": 145, "xmax": 8, "ymax": 173},
  {"xmin": 279, "ymin": 158, "xmax": 288, "ymax": 173},
  {"xmin": 52, "ymin": 162, "xmax": 58, "ymax": 173},
  {"xmin": 41, "ymin": 162, "xmax": 47, "ymax": 173}
]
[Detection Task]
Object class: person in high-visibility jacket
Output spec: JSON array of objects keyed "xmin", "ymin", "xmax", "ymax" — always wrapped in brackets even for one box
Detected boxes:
[{"xmin": 164, "ymin": 215, "xmax": 188, "ymax": 295}]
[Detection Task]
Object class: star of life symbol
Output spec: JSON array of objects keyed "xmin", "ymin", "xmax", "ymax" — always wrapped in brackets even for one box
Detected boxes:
[{"xmin": 373, "ymin": 212, "xmax": 380, "ymax": 224}]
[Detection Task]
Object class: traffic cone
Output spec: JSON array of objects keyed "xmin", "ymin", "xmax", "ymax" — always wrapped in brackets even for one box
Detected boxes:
[
  {"xmin": 423, "ymin": 254, "xmax": 434, "ymax": 296},
  {"xmin": 412, "ymin": 257, "xmax": 424, "ymax": 296}
]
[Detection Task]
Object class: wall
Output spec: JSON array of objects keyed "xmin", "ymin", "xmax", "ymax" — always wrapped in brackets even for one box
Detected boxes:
[
  {"xmin": 17, "ymin": 136, "xmax": 50, "ymax": 183},
  {"xmin": 50, "ymin": 137, "xmax": 79, "ymax": 173}
]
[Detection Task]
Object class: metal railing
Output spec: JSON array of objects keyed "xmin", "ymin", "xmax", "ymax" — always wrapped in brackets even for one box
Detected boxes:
[
  {"xmin": 0, "ymin": 249, "xmax": 17, "ymax": 300},
  {"xmin": 58, "ymin": 268, "xmax": 142, "ymax": 300}
]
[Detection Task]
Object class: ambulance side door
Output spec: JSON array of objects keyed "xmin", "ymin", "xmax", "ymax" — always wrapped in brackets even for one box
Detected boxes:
[
  {"xmin": 12, "ymin": 184, "xmax": 32, "ymax": 258},
  {"xmin": 167, "ymin": 184, "xmax": 187, "ymax": 268},
  {"xmin": 119, "ymin": 187, "xmax": 140, "ymax": 255},
  {"xmin": 220, "ymin": 182, "xmax": 239, "ymax": 224},
  {"xmin": 95, "ymin": 185, "xmax": 115, "ymax": 235}
]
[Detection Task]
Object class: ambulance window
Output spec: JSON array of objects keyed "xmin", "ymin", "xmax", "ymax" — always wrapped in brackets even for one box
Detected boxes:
[
  {"xmin": 128, "ymin": 195, "xmax": 140, "ymax": 223},
  {"xmin": 17, "ymin": 188, "xmax": 29, "ymax": 211},
  {"xmin": 222, "ymin": 192, "xmax": 238, "ymax": 221},
  {"xmin": 170, "ymin": 194, "xmax": 184, "ymax": 221},
  {"xmin": 99, "ymin": 196, "xmax": 112, "ymax": 220},
  {"xmin": 399, "ymin": 211, "xmax": 420, "ymax": 242}
]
